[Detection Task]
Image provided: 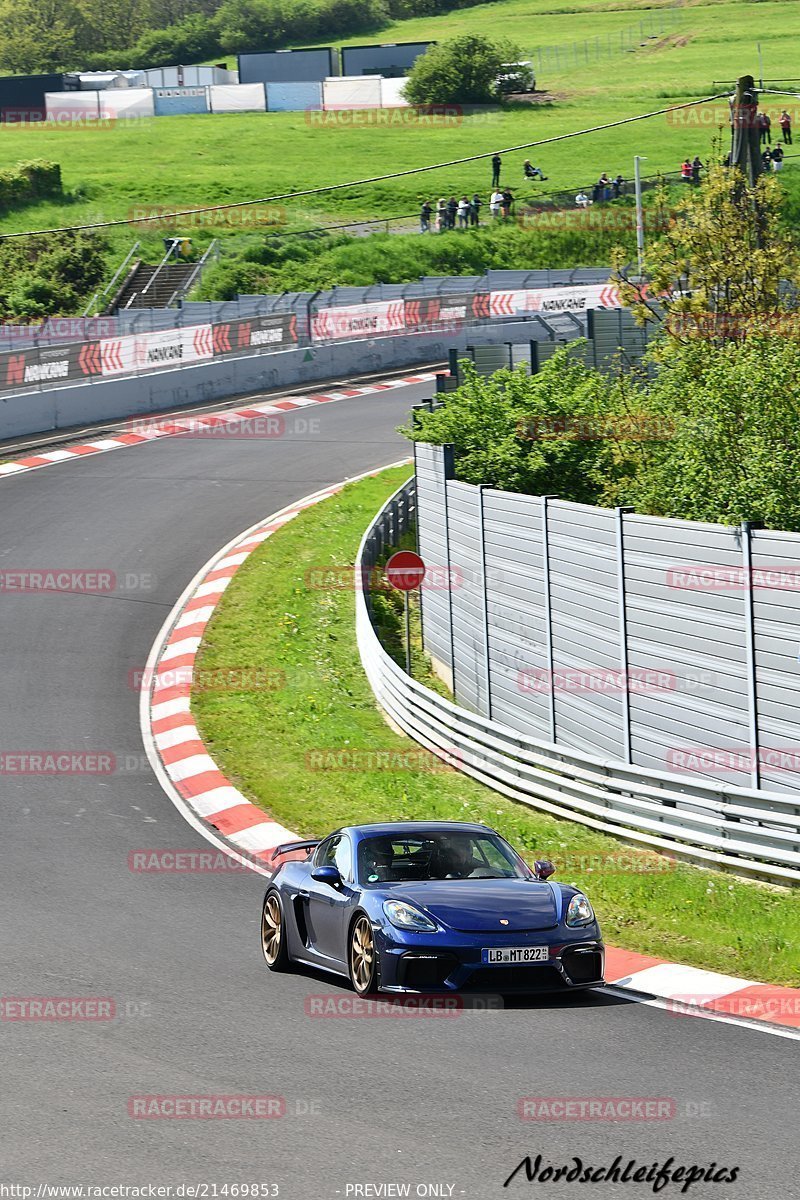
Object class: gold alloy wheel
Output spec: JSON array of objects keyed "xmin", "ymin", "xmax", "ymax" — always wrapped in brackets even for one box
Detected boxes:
[
  {"xmin": 350, "ymin": 915, "xmax": 375, "ymax": 994},
  {"xmin": 261, "ymin": 894, "xmax": 282, "ymax": 965}
]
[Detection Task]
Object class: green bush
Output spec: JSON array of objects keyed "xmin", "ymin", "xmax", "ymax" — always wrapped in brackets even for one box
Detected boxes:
[
  {"xmin": 0, "ymin": 160, "xmax": 62, "ymax": 211},
  {"xmin": 0, "ymin": 230, "xmax": 107, "ymax": 321},
  {"xmin": 401, "ymin": 350, "xmax": 614, "ymax": 502},
  {"xmin": 402, "ymin": 336, "xmax": 800, "ymax": 532},
  {"xmin": 404, "ymin": 34, "xmax": 520, "ymax": 105}
]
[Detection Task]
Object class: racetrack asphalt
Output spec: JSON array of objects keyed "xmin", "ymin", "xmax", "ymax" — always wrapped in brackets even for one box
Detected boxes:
[{"xmin": 0, "ymin": 382, "xmax": 796, "ymax": 1198}]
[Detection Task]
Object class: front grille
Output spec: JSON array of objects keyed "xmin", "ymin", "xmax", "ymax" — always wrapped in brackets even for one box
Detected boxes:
[
  {"xmin": 464, "ymin": 965, "xmax": 565, "ymax": 992},
  {"xmin": 398, "ymin": 953, "xmax": 457, "ymax": 990},
  {"xmin": 561, "ymin": 947, "xmax": 604, "ymax": 986}
]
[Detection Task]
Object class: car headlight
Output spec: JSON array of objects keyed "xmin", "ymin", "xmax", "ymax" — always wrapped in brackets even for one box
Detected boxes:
[
  {"xmin": 565, "ymin": 893, "xmax": 594, "ymax": 927},
  {"xmin": 383, "ymin": 900, "xmax": 437, "ymax": 932}
]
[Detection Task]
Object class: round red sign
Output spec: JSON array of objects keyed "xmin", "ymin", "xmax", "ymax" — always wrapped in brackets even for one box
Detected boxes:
[{"xmin": 385, "ymin": 550, "xmax": 426, "ymax": 592}]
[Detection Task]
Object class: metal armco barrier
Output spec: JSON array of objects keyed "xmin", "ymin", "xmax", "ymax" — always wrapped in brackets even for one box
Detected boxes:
[
  {"xmin": 356, "ymin": 480, "xmax": 800, "ymax": 884},
  {"xmin": 0, "ymin": 268, "xmax": 616, "ymax": 400},
  {"xmin": 0, "ymin": 313, "xmax": 298, "ymax": 398}
]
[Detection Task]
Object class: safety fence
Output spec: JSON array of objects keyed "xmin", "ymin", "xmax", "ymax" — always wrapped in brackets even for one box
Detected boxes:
[
  {"xmin": 533, "ymin": 9, "xmax": 678, "ymax": 77},
  {"xmin": 0, "ymin": 268, "xmax": 613, "ymax": 398},
  {"xmin": 356, "ymin": 479, "xmax": 800, "ymax": 884},
  {"xmin": 436, "ymin": 308, "xmax": 652, "ymax": 389}
]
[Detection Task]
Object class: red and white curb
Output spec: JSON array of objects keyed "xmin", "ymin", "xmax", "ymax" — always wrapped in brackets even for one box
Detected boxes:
[
  {"xmin": 141, "ymin": 469, "xmax": 800, "ymax": 1038},
  {"xmin": 603, "ymin": 948, "xmax": 799, "ymax": 1036},
  {"xmin": 0, "ymin": 372, "xmax": 437, "ymax": 482},
  {"xmin": 140, "ymin": 461, "xmax": 411, "ymax": 871}
]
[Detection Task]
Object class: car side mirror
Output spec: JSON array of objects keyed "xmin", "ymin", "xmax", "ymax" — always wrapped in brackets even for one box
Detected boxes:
[
  {"xmin": 533, "ymin": 860, "xmax": 556, "ymax": 880},
  {"xmin": 311, "ymin": 864, "xmax": 342, "ymax": 888}
]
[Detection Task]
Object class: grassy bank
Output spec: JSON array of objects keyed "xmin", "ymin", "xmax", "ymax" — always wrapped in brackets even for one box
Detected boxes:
[
  {"xmin": 192, "ymin": 465, "xmax": 799, "ymax": 986},
  {"xmin": 2, "ymin": 0, "xmax": 799, "ymax": 295}
]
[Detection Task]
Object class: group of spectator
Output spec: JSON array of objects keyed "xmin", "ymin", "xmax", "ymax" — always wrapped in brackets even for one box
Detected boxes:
[
  {"xmin": 420, "ymin": 195, "xmax": 483, "ymax": 231},
  {"xmin": 680, "ymin": 156, "xmax": 704, "ymax": 184},
  {"xmin": 758, "ymin": 110, "xmax": 793, "ymax": 145},
  {"xmin": 419, "ymin": 117, "xmax": 795, "ymax": 233},
  {"xmin": 419, "ymin": 153, "xmax": 549, "ymax": 231}
]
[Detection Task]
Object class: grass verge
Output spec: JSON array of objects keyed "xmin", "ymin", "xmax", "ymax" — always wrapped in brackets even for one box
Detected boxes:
[{"xmin": 193, "ymin": 465, "xmax": 799, "ymax": 985}]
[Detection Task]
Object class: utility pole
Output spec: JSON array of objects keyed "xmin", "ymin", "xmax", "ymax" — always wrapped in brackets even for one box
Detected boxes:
[
  {"xmin": 730, "ymin": 74, "xmax": 762, "ymax": 185},
  {"xmin": 634, "ymin": 155, "xmax": 647, "ymax": 277}
]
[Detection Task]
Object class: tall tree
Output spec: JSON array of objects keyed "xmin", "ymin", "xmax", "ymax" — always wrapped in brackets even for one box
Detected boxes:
[
  {"xmin": 0, "ymin": 0, "xmax": 82, "ymax": 71},
  {"xmin": 615, "ymin": 160, "xmax": 800, "ymax": 342},
  {"xmin": 76, "ymin": 0, "xmax": 149, "ymax": 52}
]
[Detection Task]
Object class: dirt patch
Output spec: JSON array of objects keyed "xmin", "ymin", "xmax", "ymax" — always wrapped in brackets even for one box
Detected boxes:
[
  {"xmin": 645, "ymin": 33, "xmax": 693, "ymax": 51},
  {"xmin": 504, "ymin": 91, "xmax": 564, "ymax": 104}
]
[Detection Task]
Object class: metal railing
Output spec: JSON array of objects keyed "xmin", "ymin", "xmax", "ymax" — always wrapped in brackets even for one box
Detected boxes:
[
  {"xmin": 167, "ymin": 238, "xmax": 220, "ymax": 307},
  {"xmin": 82, "ymin": 241, "xmax": 141, "ymax": 316},
  {"xmin": 355, "ymin": 479, "xmax": 800, "ymax": 885}
]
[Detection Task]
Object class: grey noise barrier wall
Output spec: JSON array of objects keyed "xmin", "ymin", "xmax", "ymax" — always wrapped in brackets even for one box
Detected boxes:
[
  {"xmin": 414, "ymin": 442, "xmax": 800, "ymax": 803},
  {"xmin": 357, "ymin": 477, "xmax": 800, "ymax": 884},
  {"xmin": 0, "ymin": 320, "xmax": 568, "ymax": 442}
]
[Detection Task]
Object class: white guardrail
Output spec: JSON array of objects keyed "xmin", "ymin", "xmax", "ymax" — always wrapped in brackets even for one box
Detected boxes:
[{"xmin": 355, "ymin": 479, "xmax": 800, "ymax": 884}]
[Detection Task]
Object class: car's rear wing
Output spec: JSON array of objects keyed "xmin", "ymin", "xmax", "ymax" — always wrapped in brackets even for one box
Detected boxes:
[{"xmin": 270, "ymin": 839, "xmax": 320, "ymax": 863}]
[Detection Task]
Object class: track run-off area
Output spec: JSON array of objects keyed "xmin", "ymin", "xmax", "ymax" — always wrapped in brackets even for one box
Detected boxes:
[{"xmin": 0, "ymin": 374, "xmax": 796, "ymax": 1197}]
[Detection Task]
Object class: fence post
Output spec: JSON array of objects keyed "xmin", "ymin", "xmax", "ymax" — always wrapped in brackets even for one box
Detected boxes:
[
  {"xmin": 741, "ymin": 521, "xmax": 761, "ymax": 788},
  {"xmin": 616, "ymin": 506, "xmax": 635, "ymax": 763},
  {"xmin": 411, "ymin": 410, "xmax": 432, "ymax": 654},
  {"xmin": 478, "ymin": 485, "xmax": 492, "ymax": 720},
  {"xmin": 541, "ymin": 495, "xmax": 558, "ymax": 742},
  {"xmin": 442, "ymin": 445, "xmax": 457, "ymax": 698}
]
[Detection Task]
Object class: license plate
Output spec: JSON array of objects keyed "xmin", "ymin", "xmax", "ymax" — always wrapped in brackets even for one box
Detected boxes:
[{"xmin": 481, "ymin": 946, "xmax": 549, "ymax": 964}]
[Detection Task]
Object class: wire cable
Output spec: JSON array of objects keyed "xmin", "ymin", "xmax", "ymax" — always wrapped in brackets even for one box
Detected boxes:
[{"xmin": 0, "ymin": 92, "xmax": 732, "ymax": 241}]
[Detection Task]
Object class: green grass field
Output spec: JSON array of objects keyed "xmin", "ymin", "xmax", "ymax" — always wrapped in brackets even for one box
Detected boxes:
[
  {"xmin": 192, "ymin": 466, "xmax": 800, "ymax": 985},
  {"xmin": 1, "ymin": 0, "xmax": 798, "ymax": 281}
]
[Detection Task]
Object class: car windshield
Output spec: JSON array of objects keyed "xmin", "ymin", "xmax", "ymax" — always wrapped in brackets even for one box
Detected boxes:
[{"xmin": 356, "ymin": 831, "xmax": 528, "ymax": 886}]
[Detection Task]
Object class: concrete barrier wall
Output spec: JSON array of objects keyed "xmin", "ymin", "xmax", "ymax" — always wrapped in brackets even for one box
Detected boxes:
[{"xmin": 0, "ymin": 320, "xmax": 541, "ymax": 441}]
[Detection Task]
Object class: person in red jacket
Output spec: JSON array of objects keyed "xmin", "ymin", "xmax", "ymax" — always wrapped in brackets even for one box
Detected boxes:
[{"xmin": 779, "ymin": 109, "xmax": 792, "ymax": 145}]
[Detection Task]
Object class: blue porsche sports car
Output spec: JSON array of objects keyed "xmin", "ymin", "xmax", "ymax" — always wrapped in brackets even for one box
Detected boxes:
[{"xmin": 260, "ymin": 821, "xmax": 604, "ymax": 994}]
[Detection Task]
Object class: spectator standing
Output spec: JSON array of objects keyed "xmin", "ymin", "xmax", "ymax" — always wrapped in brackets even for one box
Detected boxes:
[
  {"xmin": 611, "ymin": 174, "xmax": 624, "ymax": 198},
  {"xmin": 758, "ymin": 112, "xmax": 771, "ymax": 145},
  {"xmin": 591, "ymin": 181, "xmax": 601, "ymax": 203},
  {"xmin": 470, "ymin": 193, "xmax": 482, "ymax": 226},
  {"xmin": 680, "ymin": 158, "xmax": 693, "ymax": 183},
  {"xmin": 772, "ymin": 144, "xmax": 784, "ymax": 171},
  {"xmin": 501, "ymin": 187, "xmax": 514, "ymax": 219},
  {"xmin": 491, "ymin": 153, "xmax": 502, "ymax": 187},
  {"xmin": 420, "ymin": 200, "xmax": 432, "ymax": 233},
  {"xmin": 598, "ymin": 172, "xmax": 610, "ymax": 200},
  {"xmin": 779, "ymin": 109, "xmax": 792, "ymax": 144},
  {"xmin": 691, "ymin": 155, "xmax": 702, "ymax": 185},
  {"xmin": 490, "ymin": 189, "xmax": 503, "ymax": 219},
  {"xmin": 446, "ymin": 196, "xmax": 458, "ymax": 229},
  {"xmin": 457, "ymin": 196, "xmax": 470, "ymax": 228},
  {"xmin": 436, "ymin": 197, "xmax": 447, "ymax": 231}
]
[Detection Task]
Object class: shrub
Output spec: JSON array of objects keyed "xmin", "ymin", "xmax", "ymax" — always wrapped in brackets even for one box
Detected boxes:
[
  {"xmin": 0, "ymin": 160, "xmax": 62, "ymax": 211},
  {"xmin": 403, "ymin": 34, "xmax": 521, "ymax": 105}
]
